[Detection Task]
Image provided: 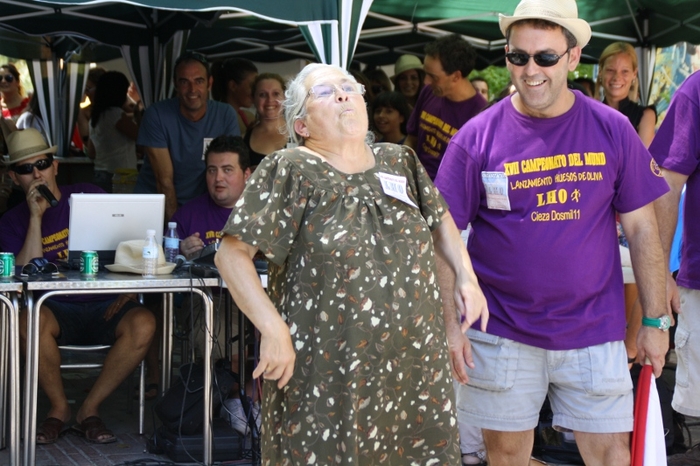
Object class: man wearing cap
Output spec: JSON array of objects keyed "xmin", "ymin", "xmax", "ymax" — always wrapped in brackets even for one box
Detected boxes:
[
  {"xmin": 0, "ymin": 128, "xmax": 156, "ymax": 445},
  {"xmin": 434, "ymin": 0, "xmax": 670, "ymax": 464},
  {"xmin": 650, "ymin": 70, "xmax": 700, "ymax": 465},
  {"xmin": 135, "ymin": 51, "xmax": 239, "ymax": 221},
  {"xmin": 405, "ymin": 34, "xmax": 487, "ymax": 180}
]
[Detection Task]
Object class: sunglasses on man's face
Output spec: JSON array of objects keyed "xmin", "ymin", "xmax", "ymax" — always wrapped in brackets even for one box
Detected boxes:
[
  {"xmin": 20, "ymin": 257, "xmax": 59, "ymax": 277},
  {"xmin": 505, "ymin": 48, "xmax": 571, "ymax": 68},
  {"xmin": 11, "ymin": 157, "xmax": 54, "ymax": 175},
  {"xmin": 0, "ymin": 74, "xmax": 15, "ymax": 83}
]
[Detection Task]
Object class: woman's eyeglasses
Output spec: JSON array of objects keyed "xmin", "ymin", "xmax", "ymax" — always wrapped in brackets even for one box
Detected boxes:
[
  {"xmin": 0, "ymin": 74, "xmax": 15, "ymax": 83},
  {"xmin": 505, "ymin": 49, "xmax": 571, "ymax": 67},
  {"xmin": 20, "ymin": 258, "xmax": 59, "ymax": 277},
  {"xmin": 307, "ymin": 82, "xmax": 366, "ymax": 101},
  {"xmin": 11, "ymin": 156, "xmax": 54, "ymax": 175}
]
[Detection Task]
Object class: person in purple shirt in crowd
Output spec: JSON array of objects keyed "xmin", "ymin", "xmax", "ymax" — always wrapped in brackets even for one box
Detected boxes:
[
  {"xmin": 434, "ymin": 1, "xmax": 670, "ymax": 464},
  {"xmin": 650, "ymin": 70, "xmax": 700, "ymax": 465},
  {"xmin": 405, "ymin": 34, "xmax": 487, "ymax": 180},
  {"xmin": 0, "ymin": 128, "xmax": 155, "ymax": 445},
  {"xmin": 171, "ymin": 134, "xmax": 251, "ymax": 259}
]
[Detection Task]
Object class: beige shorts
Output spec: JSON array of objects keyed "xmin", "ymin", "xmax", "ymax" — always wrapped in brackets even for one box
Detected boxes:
[
  {"xmin": 456, "ymin": 330, "xmax": 633, "ymax": 433},
  {"xmin": 673, "ymin": 286, "xmax": 700, "ymax": 416}
]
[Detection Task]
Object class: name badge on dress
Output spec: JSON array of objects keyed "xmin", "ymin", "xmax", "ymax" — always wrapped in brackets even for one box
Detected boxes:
[
  {"xmin": 377, "ymin": 172, "xmax": 418, "ymax": 208},
  {"xmin": 202, "ymin": 138, "xmax": 213, "ymax": 160},
  {"xmin": 481, "ymin": 171, "xmax": 511, "ymax": 211}
]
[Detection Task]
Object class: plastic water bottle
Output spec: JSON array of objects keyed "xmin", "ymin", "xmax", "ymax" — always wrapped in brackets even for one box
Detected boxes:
[
  {"xmin": 142, "ymin": 229, "xmax": 158, "ymax": 278},
  {"xmin": 164, "ymin": 222, "xmax": 179, "ymax": 263}
]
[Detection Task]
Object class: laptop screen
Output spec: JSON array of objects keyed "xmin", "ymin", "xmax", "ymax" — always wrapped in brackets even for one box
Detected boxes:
[{"xmin": 67, "ymin": 193, "xmax": 165, "ymax": 264}]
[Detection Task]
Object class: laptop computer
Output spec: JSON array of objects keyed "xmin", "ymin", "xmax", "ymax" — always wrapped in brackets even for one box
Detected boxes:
[{"xmin": 67, "ymin": 193, "xmax": 165, "ymax": 267}]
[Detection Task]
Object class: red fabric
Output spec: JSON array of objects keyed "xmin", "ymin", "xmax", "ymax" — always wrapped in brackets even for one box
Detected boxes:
[
  {"xmin": 1, "ymin": 96, "xmax": 29, "ymax": 118},
  {"xmin": 631, "ymin": 364, "xmax": 652, "ymax": 465},
  {"xmin": 71, "ymin": 124, "xmax": 83, "ymax": 151}
]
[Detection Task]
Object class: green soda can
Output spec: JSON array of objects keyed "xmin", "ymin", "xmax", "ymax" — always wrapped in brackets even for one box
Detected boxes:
[
  {"xmin": 80, "ymin": 251, "xmax": 99, "ymax": 276},
  {"xmin": 0, "ymin": 252, "xmax": 15, "ymax": 277}
]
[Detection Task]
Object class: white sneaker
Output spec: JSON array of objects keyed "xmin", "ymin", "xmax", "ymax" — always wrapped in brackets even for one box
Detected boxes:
[
  {"xmin": 221, "ymin": 398, "xmax": 248, "ymax": 436},
  {"xmin": 221, "ymin": 398, "xmax": 262, "ymax": 437}
]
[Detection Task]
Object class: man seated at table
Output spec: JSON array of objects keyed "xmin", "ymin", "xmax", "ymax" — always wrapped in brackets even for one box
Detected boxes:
[
  {"xmin": 172, "ymin": 134, "xmax": 251, "ymax": 259},
  {"xmin": 174, "ymin": 134, "xmax": 251, "ymax": 358},
  {"xmin": 0, "ymin": 128, "xmax": 156, "ymax": 445}
]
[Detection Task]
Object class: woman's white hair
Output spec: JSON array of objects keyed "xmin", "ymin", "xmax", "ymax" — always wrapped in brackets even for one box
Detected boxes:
[{"xmin": 284, "ymin": 63, "xmax": 373, "ymax": 145}]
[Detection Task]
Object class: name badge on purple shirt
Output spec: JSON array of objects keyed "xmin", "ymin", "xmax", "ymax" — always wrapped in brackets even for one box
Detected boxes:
[{"xmin": 481, "ymin": 171, "xmax": 511, "ymax": 211}]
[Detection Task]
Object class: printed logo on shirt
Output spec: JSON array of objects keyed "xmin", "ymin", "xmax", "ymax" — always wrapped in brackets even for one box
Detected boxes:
[
  {"xmin": 204, "ymin": 230, "xmax": 224, "ymax": 244},
  {"xmin": 650, "ymin": 159, "xmax": 663, "ymax": 177},
  {"xmin": 42, "ymin": 228, "xmax": 69, "ymax": 259},
  {"xmin": 417, "ymin": 110, "xmax": 459, "ymax": 159},
  {"xmin": 502, "ymin": 151, "xmax": 610, "ymax": 223}
]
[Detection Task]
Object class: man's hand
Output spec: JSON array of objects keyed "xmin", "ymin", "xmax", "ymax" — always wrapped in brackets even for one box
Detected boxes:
[
  {"xmin": 26, "ymin": 180, "xmax": 52, "ymax": 219},
  {"xmin": 665, "ymin": 271, "xmax": 680, "ymax": 316},
  {"xmin": 181, "ymin": 233, "xmax": 205, "ymax": 260},
  {"xmin": 636, "ymin": 326, "xmax": 670, "ymax": 378},
  {"xmin": 104, "ymin": 293, "xmax": 138, "ymax": 321}
]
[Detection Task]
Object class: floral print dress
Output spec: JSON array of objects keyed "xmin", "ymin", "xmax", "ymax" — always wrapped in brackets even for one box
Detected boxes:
[{"xmin": 222, "ymin": 143, "xmax": 460, "ymax": 465}]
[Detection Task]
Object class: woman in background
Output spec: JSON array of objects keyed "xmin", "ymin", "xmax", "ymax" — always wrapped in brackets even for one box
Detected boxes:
[
  {"xmin": 244, "ymin": 73, "xmax": 288, "ymax": 168},
  {"xmin": 212, "ymin": 58, "xmax": 258, "ymax": 136},
  {"xmin": 0, "ymin": 64, "xmax": 29, "ymax": 121},
  {"xmin": 372, "ymin": 91, "xmax": 410, "ymax": 144},
  {"xmin": 595, "ymin": 42, "xmax": 656, "ymax": 147},
  {"xmin": 88, "ymin": 71, "xmax": 139, "ymax": 192},
  {"xmin": 596, "ymin": 42, "xmax": 657, "ymax": 368},
  {"xmin": 391, "ymin": 55, "xmax": 424, "ymax": 109}
]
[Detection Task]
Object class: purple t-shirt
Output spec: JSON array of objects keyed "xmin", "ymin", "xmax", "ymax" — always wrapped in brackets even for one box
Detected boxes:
[
  {"xmin": 0, "ymin": 183, "xmax": 106, "ymax": 303},
  {"xmin": 170, "ymin": 192, "xmax": 233, "ymax": 249},
  {"xmin": 0, "ymin": 183, "xmax": 103, "ymax": 262},
  {"xmin": 650, "ymin": 71, "xmax": 700, "ymax": 290},
  {"xmin": 435, "ymin": 92, "xmax": 669, "ymax": 350},
  {"xmin": 407, "ymin": 85, "xmax": 487, "ymax": 180}
]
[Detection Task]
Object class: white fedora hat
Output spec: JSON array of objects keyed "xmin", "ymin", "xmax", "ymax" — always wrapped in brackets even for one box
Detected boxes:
[
  {"xmin": 498, "ymin": 0, "xmax": 592, "ymax": 48},
  {"xmin": 105, "ymin": 239, "xmax": 176, "ymax": 275}
]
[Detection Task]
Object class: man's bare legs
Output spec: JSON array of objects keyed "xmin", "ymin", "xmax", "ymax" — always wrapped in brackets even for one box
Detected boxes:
[
  {"xmin": 75, "ymin": 307, "xmax": 155, "ymax": 424},
  {"xmin": 482, "ymin": 429, "xmax": 630, "ymax": 466},
  {"xmin": 20, "ymin": 303, "xmax": 155, "ymax": 442}
]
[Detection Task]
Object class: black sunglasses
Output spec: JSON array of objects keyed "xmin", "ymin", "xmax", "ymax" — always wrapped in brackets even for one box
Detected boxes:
[
  {"xmin": 20, "ymin": 257, "xmax": 59, "ymax": 277},
  {"xmin": 506, "ymin": 48, "xmax": 571, "ymax": 67},
  {"xmin": 0, "ymin": 74, "xmax": 15, "ymax": 83},
  {"xmin": 11, "ymin": 156, "xmax": 54, "ymax": 175}
]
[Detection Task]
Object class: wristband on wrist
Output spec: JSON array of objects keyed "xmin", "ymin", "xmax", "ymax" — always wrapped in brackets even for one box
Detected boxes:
[{"xmin": 641, "ymin": 315, "xmax": 671, "ymax": 331}]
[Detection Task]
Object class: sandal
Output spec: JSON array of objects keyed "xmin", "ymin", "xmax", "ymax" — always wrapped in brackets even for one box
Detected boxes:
[
  {"xmin": 71, "ymin": 416, "xmax": 117, "ymax": 444},
  {"xmin": 133, "ymin": 383, "xmax": 159, "ymax": 401},
  {"xmin": 36, "ymin": 417, "xmax": 69, "ymax": 445}
]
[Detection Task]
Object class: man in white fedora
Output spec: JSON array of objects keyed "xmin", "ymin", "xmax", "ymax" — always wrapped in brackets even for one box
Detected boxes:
[
  {"xmin": 0, "ymin": 128, "xmax": 156, "ymax": 445},
  {"xmin": 434, "ymin": 0, "xmax": 670, "ymax": 464}
]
